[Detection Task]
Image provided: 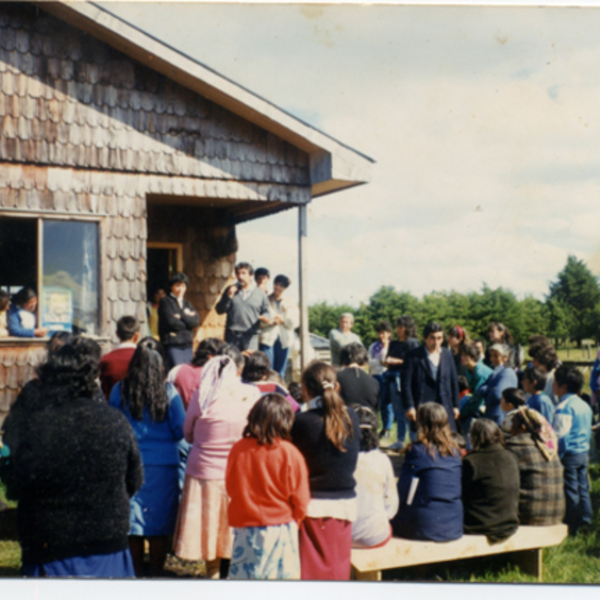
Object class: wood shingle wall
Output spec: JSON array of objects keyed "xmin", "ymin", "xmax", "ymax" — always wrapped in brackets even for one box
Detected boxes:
[{"xmin": 0, "ymin": 5, "xmax": 310, "ymax": 184}]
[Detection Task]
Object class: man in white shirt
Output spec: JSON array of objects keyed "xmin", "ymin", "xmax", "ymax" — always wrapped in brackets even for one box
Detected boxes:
[
  {"xmin": 402, "ymin": 321, "xmax": 461, "ymax": 432},
  {"xmin": 259, "ymin": 274, "xmax": 299, "ymax": 380}
]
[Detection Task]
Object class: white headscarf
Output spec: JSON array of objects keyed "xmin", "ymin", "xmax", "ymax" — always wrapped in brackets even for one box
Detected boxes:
[{"xmin": 197, "ymin": 355, "xmax": 239, "ymax": 413}]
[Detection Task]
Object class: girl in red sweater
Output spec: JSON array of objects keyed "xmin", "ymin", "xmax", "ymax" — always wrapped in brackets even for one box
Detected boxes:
[{"xmin": 225, "ymin": 393, "xmax": 310, "ymax": 579}]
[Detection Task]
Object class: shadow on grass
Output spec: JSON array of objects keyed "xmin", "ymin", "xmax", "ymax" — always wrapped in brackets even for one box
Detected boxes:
[
  {"xmin": 382, "ymin": 553, "xmax": 539, "ymax": 583},
  {"xmin": 0, "ymin": 509, "xmax": 18, "ymax": 542}
]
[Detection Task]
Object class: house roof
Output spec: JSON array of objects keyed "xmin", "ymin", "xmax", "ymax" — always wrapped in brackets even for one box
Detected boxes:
[{"xmin": 40, "ymin": 1, "xmax": 374, "ymax": 199}]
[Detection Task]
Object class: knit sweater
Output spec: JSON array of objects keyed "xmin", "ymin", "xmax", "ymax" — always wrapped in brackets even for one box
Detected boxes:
[
  {"xmin": 337, "ymin": 367, "xmax": 380, "ymax": 412},
  {"xmin": 291, "ymin": 406, "xmax": 360, "ymax": 500},
  {"xmin": 352, "ymin": 449, "xmax": 399, "ymax": 548},
  {"xmin": 99, "ymin": 345, "xmax": 136, "ymax": 399},
  {"xmin": 462, "ymin": 443, "xmax": 520, "ymax": 542},
  {"xmin": 12, "ymin": 386, "xmax": 143, "ymax": 564},
  {"xmin": 506, "ymin": 434, "xmax": 565, "ymax": 526},
  {"xmin": 226, "ymin": 437, "xmax": 310, "ymax": 527},
  {"xmin": 215, "ymin": 286, "xmax": 270, "ymax": 336}
]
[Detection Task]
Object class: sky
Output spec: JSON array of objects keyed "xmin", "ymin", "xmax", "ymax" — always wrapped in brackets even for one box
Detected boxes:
[{"xmin": 99, "ymin": 2, "xmax": 600, "ymax": 307}]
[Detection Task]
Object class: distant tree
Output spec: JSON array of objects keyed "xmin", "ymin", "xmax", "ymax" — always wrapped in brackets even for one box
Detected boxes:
[
  {"xmin": 546, "ymin": 298, "xmax": 572, "ymax": 347},
  {"xmin": 355, "ymin": 287, "xmax": 420, "ymax": 344},
  {"xmin": 519, "ymin": 296, "xmax": 549, "ymax": 343},
  {"xmin": 308, "ymin": 302, "xmax": 356, "ymax": 339},
  {"xmin": 588, "ymin": 303, "xmax": 600, "ymax": 345},
  {"xmin": 547, "ymin": 256, "xmax": 600, "ymax": 345},
  {"xmin": 469, "ymin": 284, "xmax": 524, "ymax": 343}
]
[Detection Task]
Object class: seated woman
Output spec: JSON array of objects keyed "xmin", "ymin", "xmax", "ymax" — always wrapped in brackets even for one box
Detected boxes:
[
  {"xmin": 336, "ymin": 342, "xmax": 379, "ymax": 412},
  {"xmin": 463, "ymin": 419, "xmax": 520, "ymax": 542},
  {"xmin": 506, "ymin": 407, "xmax": 565, "ymax": 526},
  {"xmin": 500, "ymin": 387, "xmax": 527, "ymax": 440},
  {"xmin": 7, "ymin": 287, "xmax": 48, "ymax": 338},
  {"xmin": 351, "ymin": 405, "xmax": 399, "ymax": 548},
  {"xmin": 242, "ymin": 350, "xmax": 300, "ymax": 413},
  {"xmin": 391, "ymin": 402, "xmax": 463, "ymax": 542}
]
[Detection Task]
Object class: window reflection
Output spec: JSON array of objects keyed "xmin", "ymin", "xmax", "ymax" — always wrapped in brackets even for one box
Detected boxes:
[{"xmin": 42, "ymin": 221, "xmax": 99, "ymax": 335}]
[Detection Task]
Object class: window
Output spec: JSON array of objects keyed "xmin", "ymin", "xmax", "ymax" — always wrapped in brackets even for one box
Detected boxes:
[{"xmin": 0, "ymin": 216, "xmax": 100, "ymax": 336}]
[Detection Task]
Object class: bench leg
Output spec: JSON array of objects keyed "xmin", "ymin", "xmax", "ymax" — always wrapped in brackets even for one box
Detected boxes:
[
  {"xmin": 351, "ymin": 566, "xmax": 382, "ymax": 581},
  {"xmin": 514, "ymin": 549, "xmax": 543, "ymax": 581}
]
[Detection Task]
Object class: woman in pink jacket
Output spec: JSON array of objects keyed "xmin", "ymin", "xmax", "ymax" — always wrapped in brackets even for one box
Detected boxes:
[{"xmin": 172, "ymin": 345, "xmax": 260, "ymax": 579}]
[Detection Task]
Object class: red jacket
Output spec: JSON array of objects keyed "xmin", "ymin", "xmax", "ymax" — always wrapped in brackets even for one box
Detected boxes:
[
  {"xmin": 226, "ymin": 437, "xmax": 310, "ymax": 527},
  {"xmin": 99, "ymin": 347, "xmax": 135, "ymax": 399}
]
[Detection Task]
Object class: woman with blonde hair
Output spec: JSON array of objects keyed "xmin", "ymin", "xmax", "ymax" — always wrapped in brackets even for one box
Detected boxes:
[
  {"xmin": 391, "ymin": 402, "xmax": 463, "ymax": 541},
  {"xmin": 291, "ymin": 361, "xmax": 361, "ymax": 580}
]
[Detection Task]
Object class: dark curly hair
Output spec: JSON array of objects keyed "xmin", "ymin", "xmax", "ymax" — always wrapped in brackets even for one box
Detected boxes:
[
  {"xmin": 120, "ymin": 337, "xmax": 168, "ymax": 422},
  {"xmin": 38, "ymin": 335, "xmax": 101, "ymax": 401},
  {"xmin": 242, "ymin": 351, "xmax": 271, "ymax": 382},
  {"xmin": 351, "ymin": 404, "xmax": 379, "ymax": 451},
  {"xmin": 192, "ymin": 337, "xmax": 226, "ymax": 367},
  {"xmin": 396, "ymin": 315, "xmax": 418, "ymax": 339}
]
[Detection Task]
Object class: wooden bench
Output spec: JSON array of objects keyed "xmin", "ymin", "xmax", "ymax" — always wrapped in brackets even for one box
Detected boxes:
[{"xmin": 351, "ymin": 524, "xmax": 568, "ymax": 582}]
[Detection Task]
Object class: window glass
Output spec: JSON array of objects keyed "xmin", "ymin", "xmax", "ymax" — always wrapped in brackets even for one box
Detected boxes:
[{"xmin": 42, "ymin": 221, "xmax": 99, "ymax": 335}]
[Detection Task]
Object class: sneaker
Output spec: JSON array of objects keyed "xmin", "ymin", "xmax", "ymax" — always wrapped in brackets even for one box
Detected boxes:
[
  {"xmin": 379, "ymin": 429, "xmax": 391, "ymax": 440},
  {"xmin": 388, "ymin": 441, "xmax": 404, "ymax": 451}
]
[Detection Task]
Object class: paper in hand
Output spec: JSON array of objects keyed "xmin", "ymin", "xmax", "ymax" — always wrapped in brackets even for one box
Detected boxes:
[{"xmin": 406, "ymin": 477, "xmax": 419, "ymax": 506}]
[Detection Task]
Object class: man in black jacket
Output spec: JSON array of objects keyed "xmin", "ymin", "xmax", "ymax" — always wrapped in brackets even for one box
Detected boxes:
[
  {"xmin": 158, "ymin": 272, "xmax": 200, "ymax": 370},
  {"xmin": 402, "ymin": 321, "xmax": 460, "ymax": 432}
]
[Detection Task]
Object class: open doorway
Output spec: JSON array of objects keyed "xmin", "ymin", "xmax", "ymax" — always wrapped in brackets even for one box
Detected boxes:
[{"xmin": 146, "ymin": 243, "xmax": 183, "ymax": 301}]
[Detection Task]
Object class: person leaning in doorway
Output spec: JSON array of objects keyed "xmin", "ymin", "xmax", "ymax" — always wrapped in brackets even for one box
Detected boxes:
[{"xmin": 158, "ymin": 272, "xmax": 199, "ymax": 371}]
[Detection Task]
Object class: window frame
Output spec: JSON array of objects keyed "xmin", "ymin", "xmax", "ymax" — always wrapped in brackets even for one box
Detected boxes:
[{"xmin": 0, "ymin": 211, "xmax": 104, "ymax": 337}]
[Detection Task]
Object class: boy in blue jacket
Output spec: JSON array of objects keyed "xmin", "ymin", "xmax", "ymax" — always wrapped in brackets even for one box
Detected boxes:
[
  {"xmin": 552, "ymin": 365, "xmax": 593, "ymax": 535},
  {"xmin": 522, "ymin": 365, "xmax": 555, "ymax": 424}
]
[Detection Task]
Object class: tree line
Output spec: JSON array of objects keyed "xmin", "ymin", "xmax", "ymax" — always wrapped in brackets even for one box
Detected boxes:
[{"xmin": 309, "ymin": 256, "xmax": 600, "ymax": 347}]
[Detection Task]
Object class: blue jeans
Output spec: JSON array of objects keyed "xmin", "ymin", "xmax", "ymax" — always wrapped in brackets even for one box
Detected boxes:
[
  {"xmin": 374, "ymin": 373, "xmax": 393, "ymax": 431},
  {"xmin": 166, "ymin": 346, "xmax": 193, "ymax": 372},
  {"xmin": 388, "ymin": 371, "xmax": 415, "ymax": 446},
  {"xmin": 260, "ymin": 338, "xmax": 290, "ymax": 381},
  {"xmin": 561, "ymin": 451, "xmax": 592, "ymax": 535},
  {"xmin": 226, "ymin": 330, "xmax": 259, "ymax": 352}
]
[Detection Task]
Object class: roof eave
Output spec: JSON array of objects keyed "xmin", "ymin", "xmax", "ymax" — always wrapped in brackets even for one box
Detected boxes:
[{"xmin": 40, "ymin": 1, "xmax": 374, "ymax": 198}]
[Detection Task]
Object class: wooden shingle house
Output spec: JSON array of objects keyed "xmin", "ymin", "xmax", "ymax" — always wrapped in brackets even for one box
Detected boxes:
[{"xmin": 0, "ymin": 1, "xmax": 372, "ymax": 422}]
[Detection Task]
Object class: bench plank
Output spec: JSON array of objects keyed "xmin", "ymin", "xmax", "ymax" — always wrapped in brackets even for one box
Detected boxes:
[{"xmin": 351, "ymin": 524, "xmax": 567, "ymax": 577}]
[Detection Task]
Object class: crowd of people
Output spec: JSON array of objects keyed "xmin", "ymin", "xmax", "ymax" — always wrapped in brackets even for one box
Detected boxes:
[{"xmin": 0, "ymin": 263, "xmax": 597, "ymax": 581}]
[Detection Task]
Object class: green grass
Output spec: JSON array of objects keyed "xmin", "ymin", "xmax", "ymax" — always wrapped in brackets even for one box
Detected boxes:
[
  {"xmin": 0, "ymin": 481, "xmax": 19, "ymax": 577},
  {"xmin": 555, "ymin": 345, "xmax": 598, "ymax": 364}
]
